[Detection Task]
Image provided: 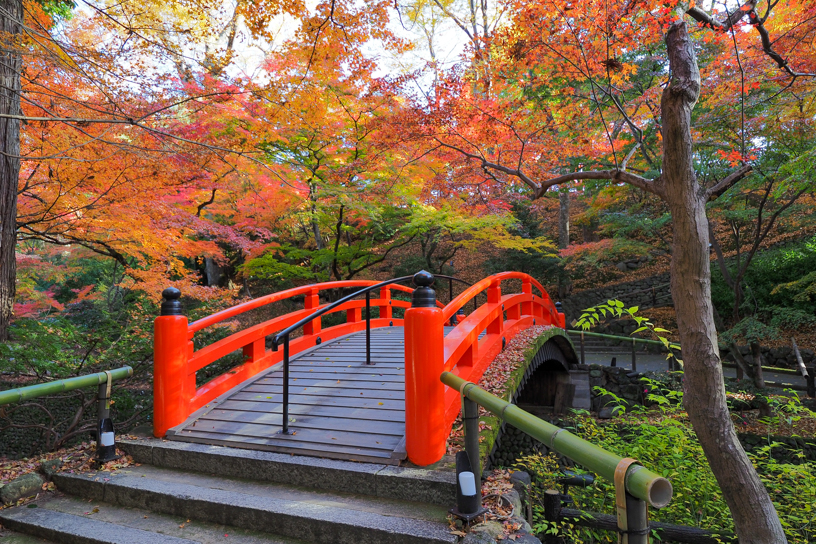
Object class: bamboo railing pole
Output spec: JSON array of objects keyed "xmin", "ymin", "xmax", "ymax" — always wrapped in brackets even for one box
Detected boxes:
[
  {"xmin": 441, "ymin": 372, "xmax": 672, "ymax": 508},
  {"xmin": 0, "ymin": 366, "xmax": 133, "ymax": 407}
]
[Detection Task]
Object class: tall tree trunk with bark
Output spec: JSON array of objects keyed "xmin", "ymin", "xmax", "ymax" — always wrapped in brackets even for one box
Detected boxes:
[
  {"xmin": 558, "ymin": 187, "xmax": 571, "ymax": 299},
  {"xmin": 659, "ymin": 23, "xmax": 785, "ymax": 543},
  {"xmin": 558, "ymin": 188, "xmax": 569, "ymax": 249},
  {"xmin": 0, "ymin": 0, "xmax": 22, "ymax": 341}
]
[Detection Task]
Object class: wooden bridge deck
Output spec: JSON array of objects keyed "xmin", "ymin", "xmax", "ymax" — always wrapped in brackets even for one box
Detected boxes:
[{"xmin": 167, "ymin": 327, "xmax": 414, "ymax": 464}]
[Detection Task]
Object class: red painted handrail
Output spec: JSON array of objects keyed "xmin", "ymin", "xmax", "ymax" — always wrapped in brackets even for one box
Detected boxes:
[
  {"xmin": 403, "ymin": 272, "xmax": 565, "ymax": 465},
  {"xmin": 153, "ymin": 280, "xmax": 418, "ymax": 437}
]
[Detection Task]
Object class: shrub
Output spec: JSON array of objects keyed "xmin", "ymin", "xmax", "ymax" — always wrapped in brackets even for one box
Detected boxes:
[{"xmin": 517, "ymin": 388, "xmax": 816, "ymax": 543}]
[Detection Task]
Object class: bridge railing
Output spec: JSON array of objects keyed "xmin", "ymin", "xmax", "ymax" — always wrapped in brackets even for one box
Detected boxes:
[
  {"xmin": 0, "ymin": 366, "xmax": 133, "ymax": 464},
  {"xmin": 153, "ymin": 280, "xmax": 419, "ymax": 437},
  {"xmin": 404, "ymin": 271, "xmax": 566, "ymax": 466}
]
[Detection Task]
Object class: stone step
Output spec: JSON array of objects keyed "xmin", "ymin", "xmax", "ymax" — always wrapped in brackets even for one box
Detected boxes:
[
  {"xmin": 0, "ymin": 505, "xmax": 196, "ymax": 544},
  {"xmin": 0, "ymin": 526, "xmax": 55, "ymax": 544},
  {"xmin": 119, "ymin": 438, "xmax": 456, "ymax": 506},
  {"xmin": 49, "ymin": 464, "xmax": 457, "ymax": 544},
  {"xmin": 0, "ymin": 495, "xmax": 304, "ymax": 544}
]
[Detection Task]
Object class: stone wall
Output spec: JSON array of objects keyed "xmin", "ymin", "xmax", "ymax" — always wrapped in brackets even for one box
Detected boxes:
[
  {"xmin": 587, "ymin": 365, "xmax": 674, "ymax": 412},
  {"xmin": 560, "ymin": 273, "xmax": 671, "ymax": 322},
  {"xmin": 721, "ymin": 344, "xmax": 815, "ymax": 369},
  {"xmin": 740, "ymin": 434, "xmax": 816, "ymax": 464}
]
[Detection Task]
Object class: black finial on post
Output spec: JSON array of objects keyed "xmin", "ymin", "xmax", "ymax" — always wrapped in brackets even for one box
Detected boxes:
[
  {"xmin": 160, "ymin": 288, "xmax": 183, "ymax": 316},
  {"xmin": 411, "ymin": 270, "xmax": 437, "ymax": 308},
  {"xmin": 555, "ymin": 301, "xmax": 563, "ymax": 314}
]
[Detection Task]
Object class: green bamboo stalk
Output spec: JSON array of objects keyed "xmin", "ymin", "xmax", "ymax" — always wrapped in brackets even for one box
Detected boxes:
[
  {"xmin": 441, "ymin": 372, "xmax": 673, "ymax": 509},
  {"xmin": 0, "ymin": 367, "xmax": 133, "ymax": 406}
]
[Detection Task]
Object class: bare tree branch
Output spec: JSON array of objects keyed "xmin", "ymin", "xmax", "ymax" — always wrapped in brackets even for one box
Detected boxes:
[
  {"xmin": 533, "ymin": 169, "xmax": 659, "ymax": 199},
  {"xmin": 706, "ymin": 164, "xmax": 753, "ymax": 201}
]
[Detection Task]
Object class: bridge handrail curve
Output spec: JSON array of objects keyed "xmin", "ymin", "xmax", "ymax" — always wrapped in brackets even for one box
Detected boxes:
[
  {"xmin": 189, "ymin": 280, "xmax": 416, "ymax": 333},
  {"xmin": 441, "ymin": 271, "xmax": 548, "ymax": 321},
  {"xmin": 271, "ymin": 276, "xmax": 413, "ymax": 346}
]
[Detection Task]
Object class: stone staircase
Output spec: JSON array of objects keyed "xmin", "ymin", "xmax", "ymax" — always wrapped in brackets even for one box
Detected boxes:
[{"xmin": 0, "ymin": 438, "xmax": 458, "ymax": 544}]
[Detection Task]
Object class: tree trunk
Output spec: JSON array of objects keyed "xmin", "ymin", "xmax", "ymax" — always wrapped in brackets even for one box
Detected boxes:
[
  {"xmin": 659, "ymin": 22, "xmax": 785, "ymax": 543},
  {"xmin": 750, "ymin": 341, "xmax": 765, "ymax": 389},
  {"xmin": 558, "ymin": 187, "xmax": 571, "ymax": 299},
  {"xmin": 558, "ymin": 188, "xmax": 569, "ymax": 249},
  {"xmin": 729, "ymin": 341, "xmax": 752, "ymax": 381},
  {"xmin": 0, "ymin": 0, "xmax": 22, "ymax": 341}
]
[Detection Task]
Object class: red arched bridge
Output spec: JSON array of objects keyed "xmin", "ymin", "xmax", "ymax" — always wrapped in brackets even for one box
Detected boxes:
[{"xmin": 153, "ymin": 271, "xmax": 569, "ymax": 467}]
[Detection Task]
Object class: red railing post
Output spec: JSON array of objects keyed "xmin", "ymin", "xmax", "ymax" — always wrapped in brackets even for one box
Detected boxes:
[
  {"xmin": 304, "ymin": 287, "xmax": 321, "ymax": 336},
  {"xmin": 521, "ymin": 278, "xmax": 532, "ymax": 318},
  {"xmin": 379, "ymin": 286, "xmax": 392, "ymax": 321},
  {"xmin": 555, "ymin": 301, "xmax": 566, "ymax": 328},
  {"xmin": 487, "ymin": 280, "xmax": 503, "ymax": 335},
  {"xmin": 404, "ymin": 271, "xmax": 446, "ymax": 466},
  {"xmin": 153, "ymin": 288, "xmax": 192, "ymax": 437},
  {"xmin": 347, "ymin": 306, "xmax": 362, "ymax": 323}
]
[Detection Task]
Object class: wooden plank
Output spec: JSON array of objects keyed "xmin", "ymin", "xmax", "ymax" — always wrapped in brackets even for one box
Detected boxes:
[
  {"xmin": 287, "ymin": 367, "xmax": 404, "ymax": 376},
  {"xmin": 291, "ymin": 356, "xmax": 404, "ymax": 362},
  {"xmin": 261, "ymin": 372, "xmax": 403, "ymax": 382},
  {"xmin": 178, "ymin": 420, "xmax": 401, "ymax": 450},
  {"xmin": 196, "ymin": 411, "xmax": 405, "ymax": 435},
  {"xmin": 228, "ymin": 392, "xmax": 404, "ymax": 410},
  {"xmin": 207, "ymin": 401, "xmax": 403, "ymax": 420},
  {"xmin": 287, "ymin": 361, "xmax": 404, "ymax": 369},
  {"xmin": 246, "ymin": 378, "xmax": 404, "ymax": 391},
  {"xmin": 170, "ymin": 432, "xmax": 398, "ymax": 463},
  {"xmin": 290, "ymin": 353, "xmax": 405, "ymax": 366},
  {"xmin": 236, "ymin": 385, "xmax": 404, "ymax": 400},
  {"xmin": 294, "ymin": 355, "xmax": 405, "ymax": 362},
  {"xmin": 287, "ymin": 365, "xmax": 403, "ymax": 373},
  {"xmin": 288, "ymin": 365, "xmax": 403, "ymax": 371}
]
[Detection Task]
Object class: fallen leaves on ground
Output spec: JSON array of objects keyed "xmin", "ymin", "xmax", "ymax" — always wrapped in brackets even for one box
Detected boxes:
[
  {"xmin": 0, "ymin": 437, "xmax": 141, "ymax": 509},
  {"xmin": 447, "ymin": 469, "xmax": 527, "ymax": 539}
]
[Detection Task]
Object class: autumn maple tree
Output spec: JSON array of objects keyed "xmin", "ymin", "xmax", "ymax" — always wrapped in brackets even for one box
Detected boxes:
[
  {"xmin": 3, "ymin": 0, "xmax": 816, "ymax": 538},
  {"xmin": 405, "ymin": 0, "xmax": 816, "ymax": 541}
]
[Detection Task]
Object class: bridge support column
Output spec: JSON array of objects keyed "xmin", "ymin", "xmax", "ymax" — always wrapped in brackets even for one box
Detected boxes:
[
  {"xmin": 154, "ymin": 288, "xmax": 192, "ymax": 438},
  {"xmin": 405, "ymin": 271, "xmax": 446, "ymax": 466}
]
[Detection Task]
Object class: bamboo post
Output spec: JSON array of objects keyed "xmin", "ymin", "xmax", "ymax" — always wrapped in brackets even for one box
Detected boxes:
[
  {"xmin": 623, "ymin": 492, "xmax": 649, "ymax": 544},
  {"xmin": 543, "ymin": 490, "xmax": 564, "ymax": 544},
  {"xmin": 95, "ymin": 375, "xmax": 117, "ymax": 463},
  {"xmin": 463, "ymin": 397, "xmax": 482, "ymax": 498}
]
